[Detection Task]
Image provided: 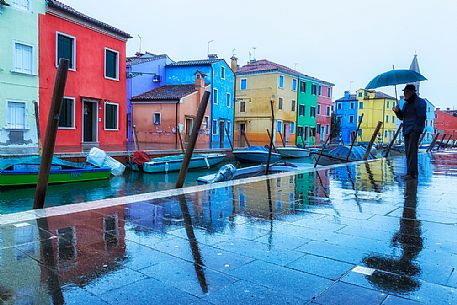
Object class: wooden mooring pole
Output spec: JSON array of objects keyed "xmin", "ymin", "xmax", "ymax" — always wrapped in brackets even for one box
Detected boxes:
[
  {"xmin": 363, "ymin": 121, "xmax": 383, "ymax": 161},
  {"xmin": 346, "ymin": 113, "xmax": 364, "ymax": 161},
  {"xmin": 265, "ymin": 100, "xmax": 275, "ymax": 175},
  {"xmin": 266, "ymin": 129, "xmax": 278, "ymax": 152},
  {"xmin": 437, "ymin": 133, "xmax": 447, "ymax": 150},
  {"xmin": 33, "ymin": 59, "xmax": 69, "ymax": 210},
  {"xmin": 278, "ymin": 131, "xmax": 286, "ymax": 147},
  {"xmin": 132, "ymin": 125, "xmax": 139, "ymax": 151},
  {"xmin": 33, "ymin": 101, "xmax": 42, "ymax": 156},
  {"xmin": 176, "ymin": 91, "xmax": 210, "ymax": 188},
  {"xmin": 241, "ymin": 131, "xmax": 251, "ymax": 147},
  {"xmin": 224, "ymin": 126, "xmax": 234, "ymax": 151},
  {"xmin": 384, "ymin": 123, "xmax": 403, "ymax": 157},
  {"xmin": 177, "ymin": 131, "xmax": 185, "ymax": 154},
  {"xmin": 444, "ymin": 134, "xmax": 453, "ymax": 149},
  {"xmin": 427, "ymin": 133, "xmax": 440, "ymax": 152}
]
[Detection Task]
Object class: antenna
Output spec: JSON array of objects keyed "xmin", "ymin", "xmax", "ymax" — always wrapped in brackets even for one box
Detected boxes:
[
  {"xmin": 349, "ymin": 80, "xmax": 354, "ymax": 92},
  {"xmin": 138, "ymin": 35, "xmax": 142, "ymax": 53},
  {"xmin": 294, "ymin": 63, "xmax": 298, "ymax": 70},
  {"xmin": 232, "ymin": 48, "xmax": 237, "ymax": 57},
  {"xmin": 252, "ymin": 47, "xmax": 257, "ymax": 60},
  {"xmin": 207, "ymin": 40, "xmax": 214, "ymax": 56}
]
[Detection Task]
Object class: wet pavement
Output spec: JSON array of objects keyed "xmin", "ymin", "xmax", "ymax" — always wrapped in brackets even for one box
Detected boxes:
[{"xmin": 1, "ymin": 150, "xmax": 457, "ymax": 304}]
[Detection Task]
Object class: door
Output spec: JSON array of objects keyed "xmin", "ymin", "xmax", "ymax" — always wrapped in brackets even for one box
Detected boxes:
[
  {"xmin": 83, "ymin": 100, "xmax": 98, "ymax": 143},
  {"xmin": 239, "ymin": 123, "xmax": 246, "ymax": 147},
  {"xmin": 219, "ymin": 120, "xmax": 225, "ymax": 148},
  {"xmin": 185, "ymin": 118, "xmax": 193, "ymax": 142},
  {"xmin": 284, "ymin": 123, "xmax": 290, "ymax": 144}
]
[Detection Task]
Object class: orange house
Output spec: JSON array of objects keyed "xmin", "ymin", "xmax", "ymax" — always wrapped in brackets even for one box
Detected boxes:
[{"xmin": 131, "ymin": 71, "xmax": 211, "ymax": 148}]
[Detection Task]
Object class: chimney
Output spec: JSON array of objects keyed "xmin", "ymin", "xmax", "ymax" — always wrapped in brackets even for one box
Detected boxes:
[
  {"xmin": 208, "ymin": 53, "xmax": 218, "ymax": 59},
  {"xmin": 195, "ymin": 71, "xmax": 206, "ymax": 89},
  {"xmin": 230, "ymin": 56, "xmax": 238, "ymax": 72},
  {"xmin": 344, "ymin": 91, "xmax": 350, "ymax": 99},
  {"xmin": 135, "ymin": 52, "xmax": 144, "ymax": 57}
]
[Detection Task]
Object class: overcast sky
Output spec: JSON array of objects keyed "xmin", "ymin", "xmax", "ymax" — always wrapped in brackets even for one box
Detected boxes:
[{"xmin": 64, "ymin": 0, "xmax": 457, "ymax": 109}]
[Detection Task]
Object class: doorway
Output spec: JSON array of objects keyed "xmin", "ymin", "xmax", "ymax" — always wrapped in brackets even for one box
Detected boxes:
[
  {"xmin": 185, "ymin": 118, "xmax": 193, "ymax": 142},
  {"xmin": 82, "ymin": 100, "xmax": 98, "ymax": 143},
  {"xmin": 239, "ymin": 123, "xmax": 246, "ymax": 147},
  {"xmin": 219, "ymin": 120, "xmax": 225, "ymax": 148}
]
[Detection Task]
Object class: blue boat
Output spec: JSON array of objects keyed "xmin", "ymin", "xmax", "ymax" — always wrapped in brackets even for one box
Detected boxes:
[
  {"xmin": 232, "ymin": 146, "xmax": 281, "ymax": 164},
  {"xmin": 143, "ymin": 153, "xmax": 226, "ymax": 173}
]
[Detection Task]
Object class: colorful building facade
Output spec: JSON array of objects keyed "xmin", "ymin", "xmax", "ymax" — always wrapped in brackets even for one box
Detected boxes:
[
  {"xmin": 296, "ymin": 76, "xmax": 318, "ymax": 146},
  {"xmin": 435, "ymin": 108, "xmax": 457, "ymax": 140},
  {"xmin": 126, "ymin": 53, "xmax": 172, "ymax": 144},
  {"xmin": 315, "ymin": 82, "xmax": 334, "ymax": 144},
  {"xmin": 39, "ymin": 0, "xmax": 130, "ymax": 148},
  {"xmin": 165, "ymin": 56, "xmax": 234, "ymax": 149},
  {"xmin": 334, "ymin": 91, "xmax": 358, "ymax": 145},
  {"xmin": 0, "ymin": 0, "xmax": 45, "ymax": 149},
  {"xmin": 355, "ymin": 89, "xmax": 397, "ymax": 144},
  {"xmin": 131, "ymin": 72, "xmax": 211, "ymax": 147},
  {"xmin": 234, "ymin": 59, "xmax": 300, "ymax": 146}
]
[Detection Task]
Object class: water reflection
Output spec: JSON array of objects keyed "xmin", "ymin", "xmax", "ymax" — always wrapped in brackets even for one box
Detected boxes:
[{"xmin": 363, "ymin": 179, "xmax": 422, "ymax": 293}]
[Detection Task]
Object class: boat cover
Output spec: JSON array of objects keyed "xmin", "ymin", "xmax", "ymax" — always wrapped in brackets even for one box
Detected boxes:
[
  {"xmin": 328, "ymin": 146, "xmax": 375, "ymax": 160},
  {"xmin": 0, "ymin": 156, "xmax": 86, "ymax": 171}
]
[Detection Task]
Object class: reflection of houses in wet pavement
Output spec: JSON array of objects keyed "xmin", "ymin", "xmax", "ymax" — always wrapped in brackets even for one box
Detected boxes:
[{"xmin": 46, "ymin": 207, "xmax": 126, "ymax": 285}]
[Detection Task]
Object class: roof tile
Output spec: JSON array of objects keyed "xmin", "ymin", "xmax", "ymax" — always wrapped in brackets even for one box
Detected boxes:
[{"xmin": 131, "ymin": 84, "xmax": 197, "ymax": 101}]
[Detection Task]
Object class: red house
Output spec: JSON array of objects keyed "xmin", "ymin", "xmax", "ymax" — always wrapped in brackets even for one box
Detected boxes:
[
  {"xmin": 435, "ymin": 108, "xmax": 457, "ymax": 140},
  {"xmin": 39, "ymin": 0, "xmax": 131, "ymax": 149},
  {"xmin": 316, "ymin": 82, "xmax": 334, "ymax": 144}
]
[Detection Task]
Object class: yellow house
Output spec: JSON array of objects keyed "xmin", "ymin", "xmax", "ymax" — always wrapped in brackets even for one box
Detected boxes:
[
  {"xmin": 356, "ymin": 89, "xmax": 397, "ymax": 144},
  {"xmin": 234, "ymin": 59, "xmax": 299, "ymax": 145}
]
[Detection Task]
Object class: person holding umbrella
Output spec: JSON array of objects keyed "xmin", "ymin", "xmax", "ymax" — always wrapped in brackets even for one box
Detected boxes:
[{"xmin": 392, "ymin": 84, "xmax": 426, "ymax": 179}]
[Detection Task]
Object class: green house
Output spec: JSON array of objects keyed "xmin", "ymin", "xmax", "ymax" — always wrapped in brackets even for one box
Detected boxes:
[{"xmin": 296, "ymin": 76, "xmax": 319, "ymax": 146}]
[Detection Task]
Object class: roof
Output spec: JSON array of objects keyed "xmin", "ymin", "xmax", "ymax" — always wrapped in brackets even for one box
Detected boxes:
[
  {"xmin": 47, "ymin": 0, "xmax": 131, "ymax": 39},
  {"xmin": 131, "ymin": 84, "xmax": 197, "ymax": 101},
  {"xmin": 167, "ymin": 59, "xmax": 223, "ymax": 67},
  {"xmin": 236, "ymin": 59, "xmax": 335, "ymax": 86},
  {"xmin": 126, "ymin": 54, "xmax": 169, "ymax": 66},
  {"xmin": 374, "ymin": 91, "xmax": 396, "ymax": 99},
  {"xmin": 335, "ymin": 94, "xmax": 357, "ymax": 101}
]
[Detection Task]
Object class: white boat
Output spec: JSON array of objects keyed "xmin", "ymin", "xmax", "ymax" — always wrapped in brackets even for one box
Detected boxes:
[
  {"xmin": 275, "ymin": 146, "xmax": 311, "ymax": 158},
  {"xmin": 143, "ymin": 153, "xmax": 226, "ymax": 173},
  {"xmin": 197, "ymin": 162, "xmax": 299, "ymax": 184}
]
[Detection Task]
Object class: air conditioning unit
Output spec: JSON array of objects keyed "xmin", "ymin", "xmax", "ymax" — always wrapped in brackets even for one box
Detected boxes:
[{"xmin": 153, "ymin": 75, "xmax": 161, "ymax": 82}]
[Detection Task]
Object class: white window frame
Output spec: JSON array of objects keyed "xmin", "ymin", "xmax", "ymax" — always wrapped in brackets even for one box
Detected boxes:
[
  {"xmin": 104, "ymin": 47, "xmax": 119, "ymax": 81},
  {"xmin": 277, "ymin": 120, "xmax": 283, "ymax": 134},
  {"xmin": 226, "ymin": 93, "xmax": 231, "ymax": 108},
  {"xmin": 240, "ymin": 78, "xmax": 247, "ymax": 90},
  {"xmin": 104, "ymin": 102, "xmax": 119, "ymax": 131},
  {"xmin": 279, "ymin": 75, "xmax": 284, "ymax": 89},
  {"xmin": 278, "ymin": 97, "xmax": 283, "ymax": 110},
  {"xmin": 318, "ymin": 85, "xmax": 322, "ymax": 96},
  {"xmin": 10, "ymin": 0, "xmax": 31, "ymax": 11},
  {"xmin": 220, "ymin": 66, "xmax": 225, "ymax": 79},
  {"xmin": 212, "ymin": 119, "xmax": 218, "ymax": 135},
  {"xmin": 327, "ymin": 87, "xmax": 332, "ymax": 98},
  {"xmin": 213, "ymin": 88, "xmax": 218, "ymax": 105},
  {"xmin": 326, "ymin": 106, "xmax": 330, "ymax": 116},
  {"xmin": 226, "ymin": 120, "xmax": 231, "ymax": 135},
  {"xmin": 317, "ymin": 104, "xmax": 321, "ymax": 115},
  {"xmin": 56, "ymin": 32, "xmax": 76, "ymax": 71},
  {"xmin": 292, "ymin": 79, "xmax": 297, "ymax": 91},
  {"xmin": 290, "ymin": 122, "xmax": 295, "ymax": 134},
  {"xmin": 240, "ymin": 101, "xmax": 246, "ymax": 113},
  {"xmin": 6, "ymin": 100, "xmax": 27, "ymax": 130},
  {"xmin": 58, "ymin": 97, "xmax": 76, "ymax": 129},
  {"xmin": 12, "ymin": 41, "xmax": 35, "ymax": 75},
  {"xmin": 153, "ymin": 112, "xmax": 161, "ymax": 125}
]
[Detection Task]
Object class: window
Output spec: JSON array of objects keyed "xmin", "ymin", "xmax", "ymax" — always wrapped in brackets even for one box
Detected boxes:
[
  {"xmin": 318, "ymin": 85, "xmax": 322, "ymax": 96},
  {"xmin": 7, "ymin": 101, "xmax": 26, "ymax": 129},
  {"xmin": 299, "ymin": 105, "xmax": 305, "ymax": 116},
  {"xmin": 212, "ymin": 120, "xmax": 217, "ymax": 135},
  {"xmin": 59, "ymin": 97, "xmax": 75, "ymax": 128},
  {"xmin": 325, "ymin": 125, "xmax": 329, "ymax": 135},
  {"xmin": 327, "ymin": 87, "xmax": 332, "ymax": 98},
  {"xmin": 297, "ymin": 126, "xmax": 303, "ymax": 136},
  {"xmin": 213, "ymin": 88, "xmax": 218, "ymax": 104},
  {"xmin": 204, "ymin": 116, "xmax": 209, "ymax": 129},
  {"xmin": 240, "ymin": 101, "xmax": 246, "ymax": 112},
  {"xmin": 300, "ymin": 81, "xmax": 306, "ymax": 93},
  {"xmin": 226, "ymin": 93, "xmax": 231, "ymax": 108},
  {"xmin": 326, "ymin": 106, "xmax": 330, "ymax": 116},
  {"xmin": 277, "ymin": 120, "xmax": 283, "ymax": 134},
  {"xmin": 386, "ymin": 115, "xmax": 389, "ymax": 123},
  {"xmin": 105, "ymin": 102, "xmax": 118, "ymax": 130},
  {"xmin": 226, "ymin": 120, "xmax": 231, "ymax": 133},
  {"xmin": 240, "ymin": 78, "xmax": 247, "ymax": 90},
  {"xmin": 290, "ymin": 122, "xmax": 295, "ymax": 134},
  {"xmin": 154, "ymin": 112, "xmax": 161, "ymax": 125},
  {"xmin": 279, "ymin": 75, "xmax": 284, "ymax": 88},
  {"xmin": 358, "ymin": 115, "xmax": 362, "ymax": 123},
  {"xmin": 310, "ymin": 106, "xmax": 316, "ymax": 117},
  {"xmin": 304, "ymin": 127, "xmax": 309, "ymax": 140},
  {"xmin": 386, "ymin": 101, "xmax": 390, "ymax": 108},
  {"xmin": 317, "ymin": 104, "xmax": 321, "ymax": 115},
  {"xmin": 316, "ymin": 124, "xmax": 321, "ymax": 134},
  {"xmin": 291, "ymin": 100, "xmax": 296, "ymax": 112},
  {"xmin": 311, "ymin": 84, "xmax": 317, "ymax": 95},
  {"xmin": 349, "ymin": 115, "xmax": 354, "ymax": 123},
  {"xmin": 337, "ymin": 103, "xmax": 342, "ymax": 110},
  {"xmin": 11, "ymin": 0, "xmax": 29, "ymax": 10},
  {"xmin": 105, "ymin": 48, "xmax": 119, "ymax": 80},
  {"xmin": 350, "ymin": 102, "xmax": 355, "ymax": 109},
  {"xmin": 392, "ymin": 116, "xmax": 395, "ymax": 123},
  {"xmin": 292, "ymin": 79, "xmax": 297, "ymax": 91},
  {"xmin": 221, "ymin": 66, "xmax": 225, "ymax": 79},
  {"xmin": 13, "ymin": 42, "xmax": 33, "ymax": 74},
  {"xmin": 359, "ymin": 102, "xmax": 364, "ymax": 109},
  {"xmin": 393, "ymin": 102, "xmax": 396, "ymax": 108},
  {"xmin": 278, "ymin": 97, "xmax": 283, "ymax": 110},
  {"xmin": 57, "ymin": 33, "xmax": 75, "ymax": 69}
]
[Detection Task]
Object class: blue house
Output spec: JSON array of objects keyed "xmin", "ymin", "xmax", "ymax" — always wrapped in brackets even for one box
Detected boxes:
[
  {"xmin": 334, "ymin": 91, "xmax": 358, "ymax": 144},
  {"xmin": 165, "ymin": 55, "xmax": 235, "ymax": 148},
  {"xmin": 126, "ymin": 53, "xmax": 173, "ymax": 144}
]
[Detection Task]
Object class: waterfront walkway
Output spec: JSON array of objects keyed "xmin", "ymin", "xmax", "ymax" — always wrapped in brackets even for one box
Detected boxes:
[{"xmin": 1, "ymin": 150, "xmax": 457, "ymax": 304}]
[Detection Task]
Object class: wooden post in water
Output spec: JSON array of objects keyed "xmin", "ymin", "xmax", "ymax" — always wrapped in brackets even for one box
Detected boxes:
[
  {"xmin": 265, "ymin": 100, "xmax": 275, "ymax": 175},
  {"xmin": 437, "ymin": 133, "xmax": 446, "ymax": 150},
  {"xmin": 278, "ymin": 131, "xmax": 286, "ymax": 147},
  {"xmin": 176, "ymin": 91, "xmax": 210, "ymax": 188},
  {"xmin": 266, "ymin": 129, "xmax": 278, "ymax": 152},
  {"xmin": 427, "ymin": 133, "xmax": 440, "ymax": 152},
  {"xmin": 33, "ymin": 101, "xmax": 42, "ymax": 156},
  {"xmin": 224, "ymin": 127, "xmax": 234, "ymax": 151},
  {"xmin": 177, "ymin": 131, "xmax": 185, "ymax": 154},
  {"xmin": 132, "ymin": 125, "xmax": 139, "ymax": 151},
  {"xmin": 418, "ymin": 132, "xmax": 426, "ymax": 148},
  {"xmin": 33, "ymin": 59, "xmax": 69, "ymax": 210},
  {"xmin": 444, "ymin": 134, "xmax": 453, "ymax": 149},
  {"xmin": 346, "ymin": 113, "xmax": 364, "ymax": 161},
  {"xmin": 300, "ymin": 133, "xmax": 306, "ymax": 148},
  {"xmin": 314, "ymin": 134, "xmax": 332, "ymax": 168},
  {"xmin": 363, "ymin": 121, "xmax": 383, "ymax": 161},
  {"xmin": 241, "ymin": 131, "xmax": 251, "ymax": 147},
  {"xmin": 384, "ymin": 123, "xmax": 403, "ymax": 157}
]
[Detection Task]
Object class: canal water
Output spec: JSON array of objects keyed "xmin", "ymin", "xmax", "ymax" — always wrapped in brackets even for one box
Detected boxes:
[{"xmin": 0, "ymin": 158, "xmax": 315, "ymax": 215}]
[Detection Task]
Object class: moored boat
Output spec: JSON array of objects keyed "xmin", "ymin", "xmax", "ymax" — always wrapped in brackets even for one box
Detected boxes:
[
  {"xmin": 312, "ymin": 146, "xmax": 376, "ymax": 166},
  {"xmin": 276, "ymin": 146, "xmax": 311, "ymax": 158},
  {"xmin": 232, "ymin": 146, "xmax": 281, "ymax": 163},
  {"xmin": 143, "ymin": 153, "xmax": 226, "ymax": 173},
  {"xmin": 0, "ymin": 157, "xmax": 111, "ymax": 187}
]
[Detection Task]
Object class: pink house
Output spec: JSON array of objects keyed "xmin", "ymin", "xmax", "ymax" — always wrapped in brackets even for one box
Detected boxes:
[
  {"xmin": 131, "ymin": 71, "xmax": 211, "ymax": 148},
  {"xmin": 316, "ymin": 82, "xmax": 334, "ymax": 145}
]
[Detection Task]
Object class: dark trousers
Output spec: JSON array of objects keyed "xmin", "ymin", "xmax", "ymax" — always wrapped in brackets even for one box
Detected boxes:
[{"xmin": 404, "ymin": 132, "xmax": 421, "ymax": 176}]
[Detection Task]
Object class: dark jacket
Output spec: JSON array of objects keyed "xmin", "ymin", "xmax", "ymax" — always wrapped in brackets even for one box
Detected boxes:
[{"xmin": 395, "ymin": 94, "xmax": 427, "ymax": 135}]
